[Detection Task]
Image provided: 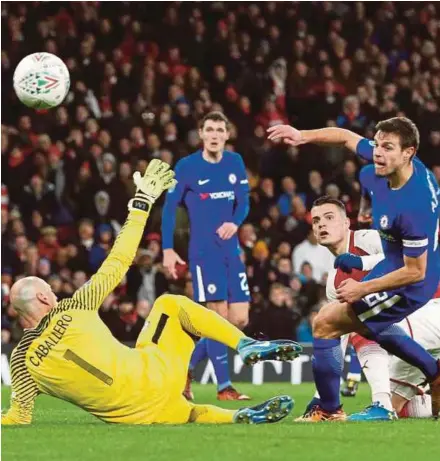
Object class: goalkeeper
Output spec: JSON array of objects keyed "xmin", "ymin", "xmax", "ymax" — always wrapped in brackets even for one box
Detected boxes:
[{"xmin": 2, "ymin": 160, "xmax": 300, "ymax": 426}]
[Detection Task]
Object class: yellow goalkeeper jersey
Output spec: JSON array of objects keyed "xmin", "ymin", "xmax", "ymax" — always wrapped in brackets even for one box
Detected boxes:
[{"xmin": 2, "ymin": 210, "xmax": 169, "ymax": 425}]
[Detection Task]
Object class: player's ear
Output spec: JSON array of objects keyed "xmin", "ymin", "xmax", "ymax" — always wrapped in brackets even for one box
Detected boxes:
[
  {"xmin": 36, "ymin": 291, "xmax": 50, "ymax": 305},
  {"xmin": 403, "ymin": 147, "xmax": 415, "ymax": 163}
]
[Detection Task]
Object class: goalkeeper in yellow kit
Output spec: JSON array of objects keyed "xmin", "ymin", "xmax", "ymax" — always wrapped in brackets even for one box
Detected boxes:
[{"xmin": 2, "ymin": 160, "xmax": 301, "ymax": 426}]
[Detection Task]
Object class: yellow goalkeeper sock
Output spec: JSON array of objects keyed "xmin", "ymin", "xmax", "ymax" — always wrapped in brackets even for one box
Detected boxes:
[
  {"xmin": 189, "ymin": 404, "xmax": 236, "ymax": 424},
  {"xmin": 156, "ymin": 295, "xmax": 246, "ymax": 350}
]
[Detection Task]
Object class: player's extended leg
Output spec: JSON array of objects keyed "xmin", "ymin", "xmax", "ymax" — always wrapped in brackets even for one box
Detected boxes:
[
  {"xmin": 351, "ymin": 335, "xmax": 392, "ymax": 407},
  {"xmin": 296, "ymin": 333, "xmax": 351, "ymax": 421},
  {"xmin": 389, "ymin": 350, "xmax": 436, "ymax": 418},
  {"xmin": 205, "ymin": 301, "xmax": 242, "ymax": 398},
  {"xmin": 189, "ymin": 395, "xmax": 293, "ymax": 425},
  {"xmin": 349, "ymin": 293, "xmax": 440, "ymax": 419},
  {"xmin": 394, "ymin": 394, "xmax": 432, "ymax": 418},
  {"xmin": 212, "ymin": 300, "xmax": 251, "ymax": 400},
  {"xmin": 137, "ymin": 294, "xmax": 300, "ymax": 424},
  {"xmin": 299, "ymin": 300, "xmax": 365, "ymax": 422},
  {"xmin": 365, "ymin": 325, "xmax": 440, "ymax": 419}
]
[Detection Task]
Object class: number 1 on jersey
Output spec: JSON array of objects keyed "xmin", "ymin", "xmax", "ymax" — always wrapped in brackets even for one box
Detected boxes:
[{"xmin": 64, "ymin": 349, "xmax": 113, "ymax": 386}]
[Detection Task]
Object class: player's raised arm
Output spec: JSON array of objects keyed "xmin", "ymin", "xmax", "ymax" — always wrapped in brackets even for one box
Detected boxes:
[
  {"xmin": 162, "ymin": 160, "xmax": 187, "ymax": 278},
  {"xmin": 2, "ymin": 344, "xmax": 40, "ymax": 425},
  {"xmin": 267, "ymin": 125, "xmax": 364, "ymax": 155},
  {"xmin": 73, "ymin": 160, "xmax": 176, "ymax": 310}
]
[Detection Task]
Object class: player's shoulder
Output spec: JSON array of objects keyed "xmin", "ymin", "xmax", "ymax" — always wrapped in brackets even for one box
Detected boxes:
[
  {"xmin": 414, "ymin": 158, "xmax": 438, "ymax": 190},
  {"xmin": 175, "ymin": 151, "xmax": 202, "ymax": 169},
  {"xmin": 325, "ymin": 268, "xmax": 337, "ymax": 302},
  {"xmin": 353, "ymin": 229, "xmax": 382, "ymax": 253},
  {"xmin": 359, "ymin": 164, "xmax": 377, "ymax": 188},
  {"xmin": 224, "ymin": 150, "xmax": 245, "ymax": 164}
]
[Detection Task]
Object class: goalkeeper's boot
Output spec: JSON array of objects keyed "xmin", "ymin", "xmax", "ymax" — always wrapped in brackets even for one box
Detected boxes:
[
  {"xmin": 347, "ymin": 402, "xmax": 397, "ymax": 421},
  {"xmin": 234, "ymin": 396, "xmax": 293, "ymax": 424},
  {"xmin": 428, "ymin": 359, "xmax": 440, "ymax": 419},
  {"xmin": 294, "ymin": 397, "xmax": 322, "ymax": 421},
  {"xmin": 341, "ymin": 379, "xmax": 359, "ymax": 397},
  {"xmin": 296, "ymin": 405, "xmax": 347, "ymax": 422},
  {"xmin": 238, "ymin": 338, "xmax": 302, "ymax": 365},
  {"xmin": 217, "ymin": 386, "xmax": 250, "ymax": 401},
  {"xmin": 183, "ymin": 370, "xmax": 194, "ymax": 401}
]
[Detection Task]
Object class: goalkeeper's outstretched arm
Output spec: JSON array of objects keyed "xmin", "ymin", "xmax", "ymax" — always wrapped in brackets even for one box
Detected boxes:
[{"xmin": 73, "ymin": 160, "xmax": 176, "ymax": 311}]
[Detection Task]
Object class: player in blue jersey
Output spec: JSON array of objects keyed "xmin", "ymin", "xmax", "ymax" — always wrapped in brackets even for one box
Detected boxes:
[
  {"xmin": 268, "ymin": 117, "xmax": 440, "ymax": 420},
  {"xmin": 162, "ymin": 111, "xmax": 251, "ymax": 401}
]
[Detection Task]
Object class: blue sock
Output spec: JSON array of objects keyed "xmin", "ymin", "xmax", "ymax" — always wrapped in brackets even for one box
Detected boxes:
[
  {"xmin": 312, "ymin": 338, "xmax": 343, "ymax": 412},
  {"xmin": 189, "ymin": 338, "xmax": 208, "ymax": 371},
  {"xmin": 373, "ymin": 324, "xmax": 438, "ymax": 379},
  {"xmin": 206, "ymin": 339, "xmax": 232, "ymax": 391},
  {"xmin": 348, "ymin": 347, "xmax": 362, "ymax": 376}
]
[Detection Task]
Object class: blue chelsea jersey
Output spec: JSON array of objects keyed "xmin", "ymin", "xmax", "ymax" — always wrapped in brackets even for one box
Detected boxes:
[
  {"xmin": 162, "ymin": 150, "xmax": 250, "ymax": 257},
  {"xmin": 357, "ymin": 138, "xmax": 440, "ymax": 296}
]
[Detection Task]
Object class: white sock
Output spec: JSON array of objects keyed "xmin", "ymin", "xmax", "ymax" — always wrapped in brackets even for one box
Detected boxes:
[
  {"xmin": 402, "ymin": 395, "xmax": 432, "ymax": 418},
  {"xmin": 357, "ymin": 343, "xmax": 393, "ymax": 411}
]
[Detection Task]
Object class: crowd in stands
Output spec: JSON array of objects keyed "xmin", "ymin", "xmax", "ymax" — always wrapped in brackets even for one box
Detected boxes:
[{"xmin": 2, "ymin": 2, "xmax": 439, "ymax": 345}]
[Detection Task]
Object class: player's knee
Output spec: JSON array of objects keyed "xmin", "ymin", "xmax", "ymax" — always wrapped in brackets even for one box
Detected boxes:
[
  {"xmin": 391, "ymin": 392, "xmax": 409, "ymax": 414},
  {"xmin": 155, "ymin": 294, "xmax": 180, "ymax": 315},
  {"xmin": 207, "ymin": 301, "xmax": 228, "ymax": 318},
  {"xmin": 229, "ymin": 314, "xmax": 248, "ymax": 330},
  {"xmin": 312, "ymin": 310, "xmax": 338, "ymax": 339}
]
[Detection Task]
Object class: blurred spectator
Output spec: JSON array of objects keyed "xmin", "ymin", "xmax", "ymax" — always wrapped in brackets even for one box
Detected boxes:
[
  {"xmin": 127, "ymin": 250, "xmax": 168, "ymax": 305},
  {"xmin": 292, "ymin": 231, "xmax": 334, "ymax": 285},
  {"xmin": 248, "ymin": 283, "xmax": 301, "ymax": 340},
  {"xmin": 99, "ymin": 296, "xmax": 146, "ymax": 342},
  {"xmin": 2, "ymin": 2, "xmax": 439, "ymax": 343}
]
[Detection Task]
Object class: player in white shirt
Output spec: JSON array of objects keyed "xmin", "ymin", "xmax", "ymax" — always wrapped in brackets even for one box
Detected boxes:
[{"xmin": 300, "ymin": 195, "xmax": 439, "ymax": 420}]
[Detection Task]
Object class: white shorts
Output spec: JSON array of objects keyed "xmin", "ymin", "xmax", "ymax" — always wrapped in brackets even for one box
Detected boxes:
[
  {"xmin": 390, "ymin": 300, "xmax": 440, "ymax": 400},
  {"xmin": 390, "ymin": 348, "xmax": 440, "ymax": 400}
]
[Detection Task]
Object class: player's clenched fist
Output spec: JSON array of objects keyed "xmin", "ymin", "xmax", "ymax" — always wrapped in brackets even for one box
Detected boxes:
[
  {"xmin": 267, "ymin": 124, "xmax": 305, "ymax": 146},
  {"xmin": 128, "ymin": 159, "xmax": 177, "ymax": 212}
]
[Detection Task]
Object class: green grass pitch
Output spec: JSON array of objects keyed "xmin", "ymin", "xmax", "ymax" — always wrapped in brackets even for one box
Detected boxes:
[{"xmin": 2, "ymin": 383, "xmax": 439, "ymax": 461}]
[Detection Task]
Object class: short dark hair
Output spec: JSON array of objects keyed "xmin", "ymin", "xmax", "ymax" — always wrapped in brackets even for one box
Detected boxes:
[
  {"xmin": 375, "ymin": 117, "xmax": 420, "ymax": 151},
  {"xmin": 312, "ymin": 195, "xmax": 346, "ymax": 213},
  {"xmin": 200, "ymin": 111, "xmax": 230, "ymax": 130}
]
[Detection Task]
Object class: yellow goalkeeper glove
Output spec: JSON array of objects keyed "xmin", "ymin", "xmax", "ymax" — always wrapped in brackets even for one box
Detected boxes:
[{"xmin": 128, "ymin": 159, "xmax": 177, "ymax": 213}]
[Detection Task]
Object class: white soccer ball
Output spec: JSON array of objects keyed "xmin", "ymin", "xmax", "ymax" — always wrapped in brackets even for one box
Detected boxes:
[{"xmin": 13, "ymin": 52, "xmax": 70, "ymax": 109}]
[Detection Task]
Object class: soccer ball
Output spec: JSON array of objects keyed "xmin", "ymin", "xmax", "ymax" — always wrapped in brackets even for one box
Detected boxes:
[{"xmin": 13, "ymin": 52, "xmax": 70, "ymax": 109}]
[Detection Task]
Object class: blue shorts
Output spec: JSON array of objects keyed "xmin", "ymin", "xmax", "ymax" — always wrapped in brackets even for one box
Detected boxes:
[
  {"xmin": 189, "ymin": 252, "xmax": 250, "ymax": 304},
  {"xmin": 353, "ymin": 262, "xmax": 438, "ymax": 334}
]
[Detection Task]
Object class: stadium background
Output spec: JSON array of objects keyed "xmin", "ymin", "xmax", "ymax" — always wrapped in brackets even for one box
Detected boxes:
[{"xmin": 2, "ymin": 2, "xmax": 439, "ymax": 351}]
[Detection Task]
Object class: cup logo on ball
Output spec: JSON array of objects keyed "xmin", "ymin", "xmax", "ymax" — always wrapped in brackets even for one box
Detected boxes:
[{"xmin": 13, "ymin": 52, "xmax": 70, "ymax": 109}]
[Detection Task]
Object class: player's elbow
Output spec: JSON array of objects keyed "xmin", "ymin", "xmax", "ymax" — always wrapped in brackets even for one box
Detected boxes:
[{"xmin": 406, "ymin": 266, "xmax": 426, "ymax": 283}]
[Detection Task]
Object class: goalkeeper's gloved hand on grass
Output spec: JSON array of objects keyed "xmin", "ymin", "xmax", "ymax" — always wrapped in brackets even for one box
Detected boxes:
[{"xmin": 128, "ymin": 159, "xmax": 177, "ymax": 213}]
